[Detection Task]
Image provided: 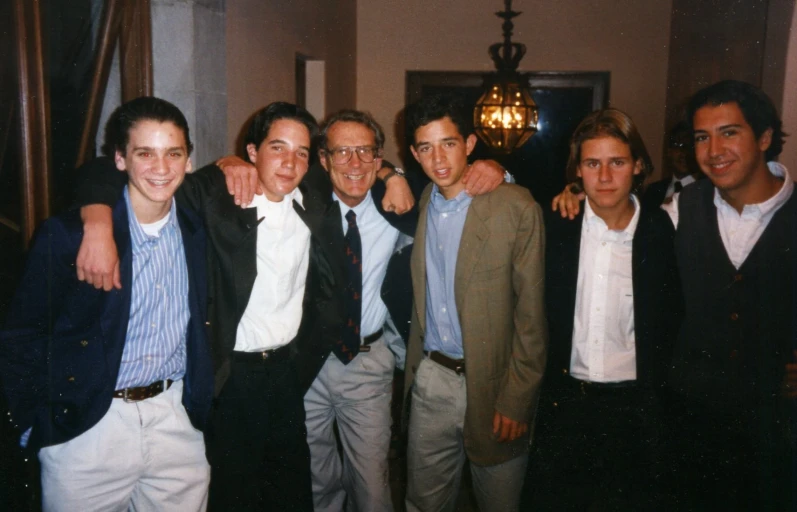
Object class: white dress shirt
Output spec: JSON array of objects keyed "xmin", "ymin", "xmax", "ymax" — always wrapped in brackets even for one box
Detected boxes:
[
  {"xmin": 334, "ymin": 191, "xmax": 399, "ymax": 337},
  {"xmin": 570, "ymin": 195, "xmax": 641, "ymax": 383},
  {"xmin": 662, "ymin": 162, "xmax": 794, "ymax": 268},
  {"xmin": 234, "ymin": 189, "xmax": 311, "ymax": 352}
]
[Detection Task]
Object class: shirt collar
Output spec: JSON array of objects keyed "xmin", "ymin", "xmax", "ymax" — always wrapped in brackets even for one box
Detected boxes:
[
  {"xmin": 249, "ymin": 186, "xmax": 304, "ymax": 211},
  {"xmin": 583, "ymin": 193, "xmax": 640, "ymax": 242},
  {"xmin": 713, "ymin": 161, "xmax": 794, "ymax": 216},
  {"xmin": 429, "ymin": 186, "xmax": 473, "ymax": 213},
  {"xmin": 333, "ymin": 189, "xmax": 373, "ymax": 218},
  {"xmin": 124, "ymin": 185, "xmax": 178, "ymax": 247},
  {"xmin": 673, "ymin": 174, "xmax": 697, "ymax": 187}
]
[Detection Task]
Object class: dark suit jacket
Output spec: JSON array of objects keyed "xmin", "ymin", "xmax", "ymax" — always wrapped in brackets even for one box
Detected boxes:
[
  {"xmin": 641, "ymin": 179, "xmax": 670, "ymax": 208},
  {"xmin": 0, "ymin": 197, "xmax": 213, "ymax": 451},
  {"xmin": 72, "ymin": 158, "xmax": 345, "ymax": 394},
  {"xmin": 300, "ymin": 163, "xmax": 424, "ymax": 375},
  {"xmin": 542, "ymin": 201, "xmax": 683, "ymax": 397}
]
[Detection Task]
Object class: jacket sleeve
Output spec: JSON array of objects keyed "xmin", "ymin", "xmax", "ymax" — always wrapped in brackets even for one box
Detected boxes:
[
  {"xmin": 72, "ymin": 157, "xmax": 225, "ymax": 215},
  {"xmin": 72, "ymin": 157, "xmax": 127, "ymax": 208},
  {"xmin": 0, "ymin": 218, "xmax": 80, "ymax": 435},
  {"xmin": 493, "ymin": 199, "xmax": 548, "ymax": 424}
]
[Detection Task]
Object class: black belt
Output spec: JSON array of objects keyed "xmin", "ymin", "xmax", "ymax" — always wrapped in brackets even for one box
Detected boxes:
[
  {"xmin": 568, "ymin": 376, "xmax": 637, "ymax": 396},
  {"xmin": 113, "ymin": 379, "xmax": 173, "ymax": 402},
  {"xmin": 358, "ymin": 328, "xmax": 383, "ymax": 353},
  {"xmin": 233, "ymin": 343, "xmax": 292, "ymax": 364},
  {"xmin": 425, "ymin": 350, "xmax": 465, "ymax": 375}
]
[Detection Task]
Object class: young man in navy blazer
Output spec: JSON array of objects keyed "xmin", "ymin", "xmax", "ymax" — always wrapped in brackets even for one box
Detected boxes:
[{"xmin": 0, "ymin": 97, "xmax": 213, "ymax": 511}]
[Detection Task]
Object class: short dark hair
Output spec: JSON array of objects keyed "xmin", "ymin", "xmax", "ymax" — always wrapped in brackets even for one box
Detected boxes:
[
  {"xmin": 243, "ymin": 102, "xmax": 318, "ymax": 153},
  {"xmin": 102, "ymin": 96, "xmax": 193, "ymax": 157},
  {"xmin": 405, "ymin": 93, "xmax": 474, "ymax": 145},
  {"xmin": 566, "ymin": 108, "xmax": 654, "ymax": 192},
  {"xmin": 317, "ymin": 109, "xmax": 385, "ymax": 150},
  {"xmin": 687, "ymin": 80, "xmax": 785, "ymax": 161}
]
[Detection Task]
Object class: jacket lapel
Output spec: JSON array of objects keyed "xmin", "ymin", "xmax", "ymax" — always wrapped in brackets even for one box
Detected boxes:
[
  {"xmin": 454, "ymin": 194, "xmax": 491, "ymax": 311},
  {"xmin": 102, "ymin": 199, "xmax": 133, "ymax": 372},
  {"xmin": 411, "ymin": 187, "xmax": 432, "ymax": 334}
]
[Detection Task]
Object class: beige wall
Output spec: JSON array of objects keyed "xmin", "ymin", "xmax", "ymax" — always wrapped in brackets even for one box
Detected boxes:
[
  {"xmin": 225, "ymin": 0, "xmax": 356, "ymax": 152},
  {"xmin": 356, "ymin": 0, "xmax": 673, "ymax": 175}
]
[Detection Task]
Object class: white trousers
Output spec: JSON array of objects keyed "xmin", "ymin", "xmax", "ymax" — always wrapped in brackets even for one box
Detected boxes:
[
  {"xmin": 304, "ymin": 338, "xmax": 395, "ymax": 512},
  {"xmin": 39, "ymin": 380, "xmax": 210, "ymax": 512},
  {"xmin": 406, "ymin": 358, "xmax": 528, "ymax": 512}
]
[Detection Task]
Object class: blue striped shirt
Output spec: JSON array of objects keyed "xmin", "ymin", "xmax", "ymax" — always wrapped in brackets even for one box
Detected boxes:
[
  {"xmin": 424, "ymin": 187, "xmax": 472, "ymax": 359},
  {"xmin": 115, "ymin": 186, "xmax": 189, "ymax": 389}
]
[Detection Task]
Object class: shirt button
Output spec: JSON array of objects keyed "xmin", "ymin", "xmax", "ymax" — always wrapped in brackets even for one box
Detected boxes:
[
  {"xmin": 155, "ymin": 284, "xmax": 161, "ymax": 289},
  {"xmin": 602, "ymin": 242, "xmax": 606, "ymax": 246},
  {"xmin": 151, "ymin": 323, "xmax": 156, "ymax": 328},
  {"xmin": 442, "ymin": 213, "xmax": 448, "ymax": 218},
  {"xmin": 438, "ymin": 245, "xmax": 443, "ymax": 250},
  {"xmin": 442, "ymin": 307, "xmax": 447, "ymax": 313},
  {"xmin": 443, "ymin": 336, "xmax": 448, "ymax": 341}
]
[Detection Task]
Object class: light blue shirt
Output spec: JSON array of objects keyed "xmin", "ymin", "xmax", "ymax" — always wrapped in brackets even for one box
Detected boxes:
[
  {"xmin": 115, "ymin": 186, "xmax": 189, "ymax": 389},
  {"xmin": 423, "ymin": 187, "xmax": 472, "ymax": 358},
  {"xmin": 334, "ymin": 191, "xmax": 399, "ymax": 337}
]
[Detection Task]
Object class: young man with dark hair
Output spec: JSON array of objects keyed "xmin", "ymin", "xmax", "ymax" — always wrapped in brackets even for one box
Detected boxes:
[
  {"xmin": 215, "ymin": 106, "xmax": 508, "ymax": 512},
  {"xmin": 0, "ymin": 97, "xmax": 214, "ymax": 511},
  {"xmin": 73, "ymin": 101, "xmax": 331, "ymax": 511},
  {"xmin": 549, "ymin": 80, "xmax": 795, "ymax": 509},
  {"xmin": 666, "ymin": 79, "xmax": 795, "ymax": 509},
  {"xmin": 531, "ymin": 108, "xmax": 682, "ymax": 509},
  {"xmin": 402, "ymin": 93, "xmax": 547, "ymax": 512}
]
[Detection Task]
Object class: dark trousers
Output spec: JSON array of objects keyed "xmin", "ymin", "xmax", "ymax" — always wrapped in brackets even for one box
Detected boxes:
[
  {"xmin": 662, "ymin": 396, "xmax": 796, "ymax": 511},
  {"xmin": 524, "ymin": 379, "xmax": 663, "ymax": 511},
  {"xmin": 206, "ymin": 351, "xmax": 313, "ymax": 512}
]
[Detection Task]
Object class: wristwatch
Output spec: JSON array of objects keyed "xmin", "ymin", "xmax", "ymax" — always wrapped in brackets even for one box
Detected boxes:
[{"xmin": 382, "ymin": 167, "xmax": 406, "ymax": 184}]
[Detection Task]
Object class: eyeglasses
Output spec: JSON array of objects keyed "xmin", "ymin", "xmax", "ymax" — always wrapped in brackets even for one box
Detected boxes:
[{"xmin": 323, "ymin": 146, "xmax": 381, "ymax": 165}]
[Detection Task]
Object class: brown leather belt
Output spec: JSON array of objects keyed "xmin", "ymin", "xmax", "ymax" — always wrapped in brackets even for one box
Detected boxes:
[
  {"xmin": 113, "ymin": 379, "xmax": 173, "ymax": 402},
  {"xmin": 425, "ymin": 350, "xmax": 465, "ymax": 375},
  {"xmin": 358, "ymin": 328, "xmax": 384, "ymax": 353}
]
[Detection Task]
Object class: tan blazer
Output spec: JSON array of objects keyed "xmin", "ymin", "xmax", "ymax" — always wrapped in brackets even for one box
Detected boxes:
[{"xmin": 405, "ymin": 183, "xmax": 548, "ymax": 467}]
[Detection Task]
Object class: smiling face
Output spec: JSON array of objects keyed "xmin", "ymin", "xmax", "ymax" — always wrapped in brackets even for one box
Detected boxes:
[
  {"xmin": 577, "ymin": 135, "xmax": 641, "ymax": 218},
  {"xmin": 320, "ymin": 121, "xmax": 382, "ymax": 207},
  {"xmin": 246, "ymin": 118, "xmax": 311, "ymax": 202},
  {"xmin": 410, "ymin": 116, "xmax": 476, "ymax": 199},
  {"xmin": 692, "ymin": 102, "xmax": 771, "ymax": 195},
  {"xmin": 114, "ymin": 119, "xmax": 191, "ymax": 224}
]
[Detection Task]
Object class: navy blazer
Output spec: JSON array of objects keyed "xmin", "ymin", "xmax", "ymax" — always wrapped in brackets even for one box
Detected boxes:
[
  {"xmin": 542, "ymin": 201, "xmax": 683, "ymax": 396},
  {"xmin": 0, "ymin": 197, "xmax": 213, "ymax": 451}
]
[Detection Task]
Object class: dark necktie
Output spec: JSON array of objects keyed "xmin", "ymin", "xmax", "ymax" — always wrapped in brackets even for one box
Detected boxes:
[
  {"xmin": 334, "ymin": 210, "xmax": 362, "ymax": 364},
  {"xmin": 673, "ymin": 181, "xmax": 683, "ymax": 193}
]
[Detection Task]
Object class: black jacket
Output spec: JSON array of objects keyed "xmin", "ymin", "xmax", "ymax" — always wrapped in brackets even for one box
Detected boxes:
[
  {"xmin": 73, "ymin": 158, "xmax": 344, "ymax": 394},
  {"xmin": 542, "ymin": 201, "xmax": 683, "ymax": 397}
]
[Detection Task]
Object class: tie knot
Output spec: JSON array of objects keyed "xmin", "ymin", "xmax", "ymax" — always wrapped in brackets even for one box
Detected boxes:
[{"xmin": 346, "ymin": 210, "xmax": 357, "ymax": 227}]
